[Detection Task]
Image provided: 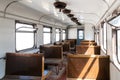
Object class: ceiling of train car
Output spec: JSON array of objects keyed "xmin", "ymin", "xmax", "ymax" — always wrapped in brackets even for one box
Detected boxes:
[{"xmin": 6, "ymin": 0, "xmax": 117, "ymax": 26}]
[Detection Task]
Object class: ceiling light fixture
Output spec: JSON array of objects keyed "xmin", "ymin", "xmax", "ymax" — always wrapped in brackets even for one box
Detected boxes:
[
  {"xmin": 62, "ymin": 9, "xmax": 71, "ymax": 14},
  {"xmin": 71, "ymin": 17, "xmax": 78, "ymax": 22},
  {"xmin": 67, "ymin": 14, "xmax": 74, "ymax": 17},
  {"xmin": 54, "ymin": 1, "xmax": 67, "ymax": 12},
  {"xmin": 76, "ymin": 22, "xmax": 82, "ymax": 25}
]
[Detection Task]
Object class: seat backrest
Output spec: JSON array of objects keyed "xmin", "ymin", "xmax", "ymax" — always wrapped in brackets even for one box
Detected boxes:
[
  {"xmin": 44, "ymin": 45, "xmax": 63, "ymax": 59},
  {"xmin": 81, "ymin": 40, "xmax": 95, "ymax": 42},
  {"xmin": 80, "ymin": 42, "xmax": 97, "ymax": 46},
  {"xmin": 66, "ymin": 39, "xmax": 76, "ymax": 48},
  {"xmin": 5, "ymin": 53, "xmax": 44, "ymax": 77},
  {"xmin": 39, "ymin": 44, "xmax": 53, "ymax": 53},
  {"xmin": 39, "ymin": 45, "xmax": 44, "ymax": 53},
  {"xmin": 67, "ymin": 54, "xmax": 109, "ymax": 80},
  {"xmin": 62, "ymin": 42, "xmax": 70, "ymax": 52},
  {"xmin": 76, "ymin": 45, "xmax": 100, "ymax": 55}
]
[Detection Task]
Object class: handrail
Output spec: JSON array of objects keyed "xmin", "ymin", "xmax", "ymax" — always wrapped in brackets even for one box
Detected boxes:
[{"xmin": 0, "ymin": 57, "xmax": 6, "ymax": 60}]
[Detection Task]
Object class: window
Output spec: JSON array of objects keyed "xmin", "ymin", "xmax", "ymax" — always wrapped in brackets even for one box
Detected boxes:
[
  {"xmin": 109, "ymin": 13, "xmax": 120, "ymax": 70},
  {"xmin": 102, "ymin": 22, "xmax": 107, "ymax": 50},
  {"xmin": 78, "ymin": 30, "xmax": 84, "ymax": 39},
  {"xmin": 62, "ymin": 29, "xmax": 66, "ymax": 40},
  {"xmin": 109, "ymin": 15, "xmax": 120, "ymax": 27},
  {"xmin": 117, "ymin": 30, "xmax": 120, "ymax": 63},
  {"xmin": 16, "ymin": 22, "xmax": 35, "ymax": 51},
  {"xmin": 43, "ymin": 26, "xmax": 52, "ymax": 44},
  {"xmin": 56, "ymin": 28, "xmax": 60, "ymax": 41}
]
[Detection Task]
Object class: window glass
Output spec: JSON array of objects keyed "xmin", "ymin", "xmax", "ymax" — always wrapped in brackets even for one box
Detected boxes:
[
  {"xmin": 43, "ymin": 27, "xmax": 51, "ymax": 32},
  {"xmin": 43, "ymin": 27, "xmax": 52, "ymax": 44},
  {"xmin": 79, "ymin": 30, "xmax": 84, "ymax": 39},
  {"xmin": 109, "ymin": 15, "xmax": 120, "ymax": 27},
  {"xmin": 16, "ymin": 23, "xmax": 33, "ymax": 29},
  {"xmin": 16, "ymin": 22, "xmax": 35, "ymax": 51}
]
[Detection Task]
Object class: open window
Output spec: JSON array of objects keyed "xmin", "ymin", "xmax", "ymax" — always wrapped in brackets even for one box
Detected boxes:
[
  {"xmin": 108, "ymin": 14, "xmax": 120, "ymax": 27},
  {"xmin": 16, "ymin": 22, "xmax": 36, "ymax": 51}
]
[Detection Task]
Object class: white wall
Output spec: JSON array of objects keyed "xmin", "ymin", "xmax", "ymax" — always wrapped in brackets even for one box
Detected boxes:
[
  {"xmin": 52, "ymin": 28, "xmax": 56, "ymax": 43},
  {"xmin": 68, "ymin": 25, "xmax": 94, "ymax": 40},
  {"xmin": 36, "ymin": 24, "xmax": 43, "ymax": 47},
  {"xmin": 110, "ymin": 63, "xmax": 120, "ymax": 80},
  {"xmin": 84, "ymin": 24, "xmax": 94, "ymax": 40},
  {"xmin": 68, "ymin": 27, "xmax": 77, "ymax": 39},
  {"xmin": 0, "ymin": 18, "xmax": 15, "ymax": 78}
]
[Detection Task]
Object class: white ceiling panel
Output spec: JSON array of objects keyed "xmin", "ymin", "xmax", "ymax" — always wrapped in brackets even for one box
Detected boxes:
[{"xmin": 16, "ymin": 0, "xmax": 118, "ymax": 26}]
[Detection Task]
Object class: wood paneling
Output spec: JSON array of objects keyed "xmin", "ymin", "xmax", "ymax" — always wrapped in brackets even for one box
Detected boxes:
[{"xmin": 67, "ymin": 54, "xmax": 109, "ymax": 80}]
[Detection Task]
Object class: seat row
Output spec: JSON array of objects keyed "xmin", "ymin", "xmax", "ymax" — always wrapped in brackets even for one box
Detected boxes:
[
  {"xmin": 3, "ymin": 53, "xmax": 50, "ymax": 80},
  {"xmin": 76, "ymin": 40, "xmax": 100, "ymax": 55},
  {"xmin": 67, "ymin": 40, "xmax": 110, "ymax": 80},
  {"xmin": 3, "ymin": 39, "xmax": 76, "ymax": 80}
]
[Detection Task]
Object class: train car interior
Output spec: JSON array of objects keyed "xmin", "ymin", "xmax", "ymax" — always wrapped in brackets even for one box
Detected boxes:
[{"xmin": 0, "ymin": 0, "xmax": 120, "ymax": 80}]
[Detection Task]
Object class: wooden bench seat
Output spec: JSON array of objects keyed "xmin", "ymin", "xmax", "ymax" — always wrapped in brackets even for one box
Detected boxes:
[
  {"xmin": 81, "ymin": 40, "xmax": 95, "ymax": 42},
  {"xmin": 76, "ymin": 45, "xmax": 100, "ymax": 55},
  {"xmin": 65, "ymin": 39, "xmax": 76, "ymax": 51},
  {"xmin": 41, "ymin": 45, "xmax": 63, "ymax": 75},
  {"xmin": 67, "ymin": 54, "xmax": 110, "ymax": 80},
  {"xmin": 54, "ymin": 41, "xmax": 70, "ymax": 55},
  {"xmin": 3, "ymin": 53, "xmax": 51, "ymax": 80},
  {"xmin": 80, "ymin": 42, "xmax": 97, "ymax": 46}
]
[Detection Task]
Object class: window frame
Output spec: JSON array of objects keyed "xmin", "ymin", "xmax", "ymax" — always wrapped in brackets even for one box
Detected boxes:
[
  {"xmin": 108, "ymin": 14, "xmax": 120, "ymax": 27},
  {"xmin": 101, "ymin": 22, "xmax": 107, "ymax": 53},
  {"xmin": 112, "ymin": 28, "xmax": 120, "ymax": 70},
  {"xmin": 105, "ymin": 8, "xmax": 120, "ymax": 70},
  {"xmin": 43, "ymin": 26, "xmax": 52, "ymax": 44},
  {"xmin": 15, "ymin": 21, "xmax": 36, "ymax": 52},
  {"xmin": 116, "ymin": 29, "xmax": 120, "ymax": 64}
]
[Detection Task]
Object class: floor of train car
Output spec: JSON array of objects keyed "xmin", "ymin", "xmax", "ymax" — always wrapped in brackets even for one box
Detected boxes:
[{"xmin": 46, "ymin": 56, "xmax": 67, "ymax": 80}]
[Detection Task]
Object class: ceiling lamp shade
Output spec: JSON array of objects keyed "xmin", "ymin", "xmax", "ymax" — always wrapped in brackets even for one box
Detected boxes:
[
  {"xmin": 62, "ymin": 9, "xmax": 71, "ymax": 14},
  {"xmin": 67, "ymin": 14, "xmax": 74, "ymax": 17},
  {"xmin": 71, "ymin": 18, "xmax": 78, "ymax": 22},
  {"xmin": 54, "ymin": 1, "xmax": 67, "ymax": 12},
  {"xmin": 76, "ymin": 22, "xmax": 82, "ymax": 25}
]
